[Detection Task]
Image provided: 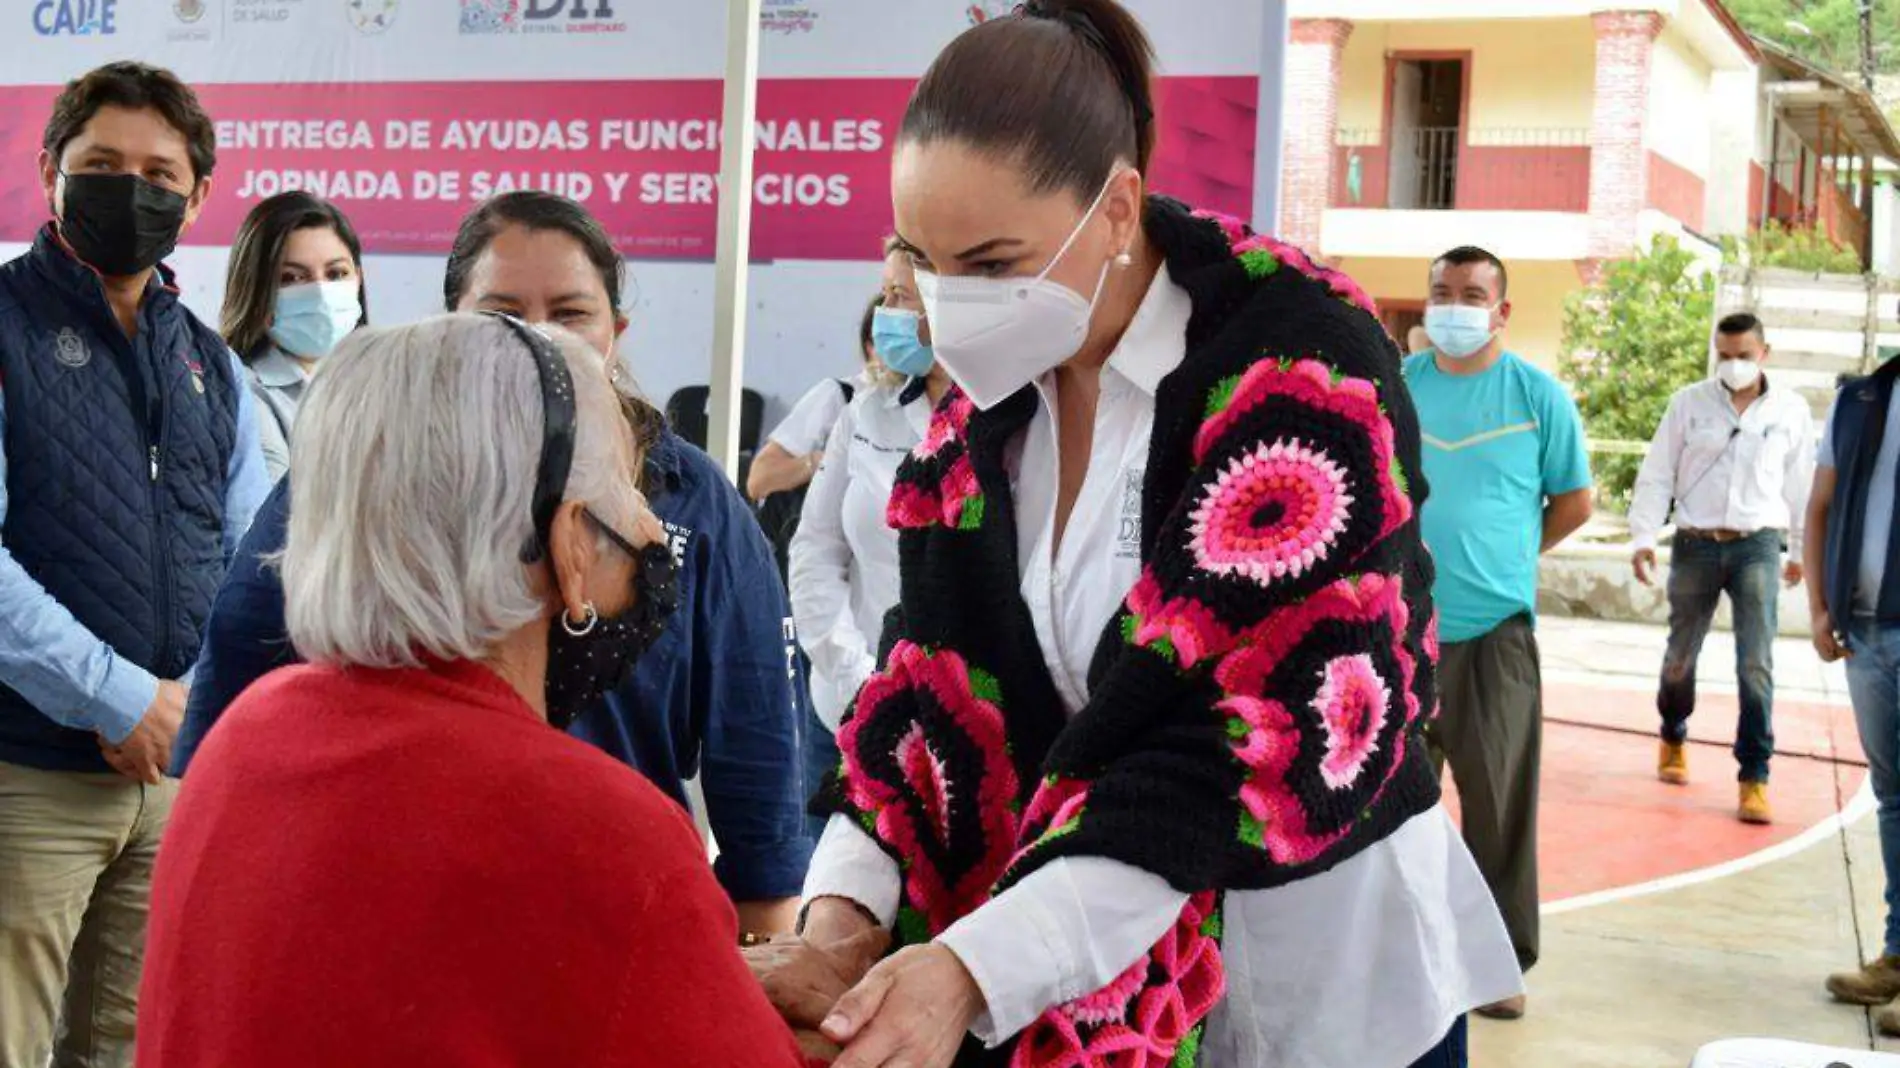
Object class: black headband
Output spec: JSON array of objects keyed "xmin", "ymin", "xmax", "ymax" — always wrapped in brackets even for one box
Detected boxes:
[
  {"xmin": 1017, "ymin": 1, "xmax": 1155, "ymax": 128},
  {"xmin": 480, "ymin": 312, "xmax": 576, "ymax": 564}
]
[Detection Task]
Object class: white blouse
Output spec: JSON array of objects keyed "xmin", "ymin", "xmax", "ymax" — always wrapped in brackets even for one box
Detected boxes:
[
  {"xmin": 804, "ymin": 266, "xmax": 1521, "ymax": 1068},
  {"xmin": 769, "ymin": 374, "xmax": 865, "ymax": 456},
  {"xmin": 789, "ymin": 380, "xmax": 933, "ymax": 731}
]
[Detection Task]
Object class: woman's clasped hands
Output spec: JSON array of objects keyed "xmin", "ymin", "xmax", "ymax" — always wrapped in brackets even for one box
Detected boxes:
[{"xmin": 746, "ymin": 899, "xmax": 986, "ymax": 1068}]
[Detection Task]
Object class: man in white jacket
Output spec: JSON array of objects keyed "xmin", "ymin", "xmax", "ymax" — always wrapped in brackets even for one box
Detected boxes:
[{"xmin": 1628, "ymin": 312, "xmax": 1815, "ymax": 824}]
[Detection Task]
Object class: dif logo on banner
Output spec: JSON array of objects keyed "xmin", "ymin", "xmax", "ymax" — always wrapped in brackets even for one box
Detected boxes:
[
  {"xmin": 33, "ymin": 0, "xmax": 116, "ymax": 35},
  {"xmin": 460, "ymin": 0, "xmax": 625, "ymax": 35}
]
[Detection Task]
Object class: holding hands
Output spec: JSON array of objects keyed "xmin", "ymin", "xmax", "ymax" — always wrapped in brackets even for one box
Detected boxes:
[{"xmin": 749, "ymin": 898, "xmax": 984, "ymax": 1068}]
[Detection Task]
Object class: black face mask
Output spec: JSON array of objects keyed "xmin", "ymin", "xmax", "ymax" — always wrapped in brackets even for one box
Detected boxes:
[
  {"xmin": 58, "ymin": 172, "xmax": 190, "ymax": 277},
  {"xmin": 544, "ymin": 519, "xmax": 680, "ymax": 731}
]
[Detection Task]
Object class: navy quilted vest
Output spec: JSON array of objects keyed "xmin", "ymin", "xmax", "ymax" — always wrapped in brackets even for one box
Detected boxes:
[
  {"xmin": 0, "ymin": 227, "xmax": 239, "ymax": 772},
  {"xmin": 1822, "ymin": 357, "xmax": 1900, "ymax": 625}
]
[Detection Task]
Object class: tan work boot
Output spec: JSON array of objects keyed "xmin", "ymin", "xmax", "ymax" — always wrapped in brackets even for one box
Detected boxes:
[
  {"xmin": 1739, "ymin": 781, "xmax": 1772, "ymax": 825},
  {"xmin": 1827, "ymin": 955, "xmax": 1900, "ymax": 1005},
  {"xmin": 1474, "ymin": 995, "xmax": 1526, "ymax": 1021},
  {"xmin": 1658, "ymin": 742, "xmax": 1689, "ymax": 785}
]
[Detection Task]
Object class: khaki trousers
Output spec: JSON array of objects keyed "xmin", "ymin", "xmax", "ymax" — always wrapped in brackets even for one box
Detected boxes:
[
  {"xmin": 1427, "ymin": 615, "xmax": 1543, "ymax": 973},
  {"xmin": 0, "ymin": 761, "xmax": 176, "ymax": 1068}
]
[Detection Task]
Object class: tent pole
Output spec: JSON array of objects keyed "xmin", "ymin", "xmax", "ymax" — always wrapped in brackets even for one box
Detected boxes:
[{"xmin": 707, "ymin": 0, "xmax": 763, "ymax": 480}]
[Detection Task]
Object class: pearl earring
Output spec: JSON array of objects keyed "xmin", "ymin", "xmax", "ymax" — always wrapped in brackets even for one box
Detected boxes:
[{"xmin": 1114, "ymin": 250, "xmax": 1134, "ymax": 268}]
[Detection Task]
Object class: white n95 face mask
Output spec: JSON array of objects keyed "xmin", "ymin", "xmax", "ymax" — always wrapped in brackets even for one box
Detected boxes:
[
  {"xmin": 1716, "ymin": 358, "xmax": 1761, "ymax": 392},
  {"xmin": 914, "ymin": 174, "xmax": 1120, "ymax": 410}
]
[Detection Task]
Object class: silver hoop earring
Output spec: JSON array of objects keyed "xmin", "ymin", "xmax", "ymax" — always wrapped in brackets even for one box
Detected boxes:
[{"xmin": 562, "ymin": 603, "xmax": 599, "ymax": 637}]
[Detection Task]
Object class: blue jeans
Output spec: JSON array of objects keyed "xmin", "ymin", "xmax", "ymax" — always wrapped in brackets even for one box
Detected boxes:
[
  {"xmin": 1658, "ymin": 531, "xmax": 1780, "ymax": 782},
  {"xmin": 1847, "ymin": 621, "xmax": 1900, "ymax": 956},
  {"xmin": 799, "ymin": 692, "xmax": 841, "ymax": 843},
  {"xmin": 1407, "ymin": 1017, "xmax": 1468, "ymax": 1068}
]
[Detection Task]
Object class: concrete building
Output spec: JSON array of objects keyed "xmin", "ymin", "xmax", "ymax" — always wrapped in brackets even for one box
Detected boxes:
[{"xmin": 1282, "ymin": 0, "xmax": 1900, "ymax": 366}]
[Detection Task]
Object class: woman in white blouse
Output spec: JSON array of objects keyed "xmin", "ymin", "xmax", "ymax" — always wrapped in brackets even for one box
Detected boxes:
[
  {"xmin": 747, "ymin": 301, "xmax": 882, "ymax": 503},
  {"xmin": 219, "ymin": 191, "xmax": 367, "ymax": 482},
  {"xmin": 790, "ymin": 246, "xmax": 952, "ymax": 734},
  {"xmin": 747, "ymin": 3, "xmax": 1520, "ymax": 1068}
]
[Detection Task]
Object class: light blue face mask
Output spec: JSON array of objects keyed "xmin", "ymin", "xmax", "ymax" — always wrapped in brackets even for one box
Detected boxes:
[
  {"xmin": 1423, "ymin": 303, "xmax": 1497, "ymax": 360},
  {"xmin": 872, "ymin": 306, "xmax": 935, "ymax": 378},
  {"xmin": 269, "ymin": 280, "xmax": 362, "ymax": 361}
]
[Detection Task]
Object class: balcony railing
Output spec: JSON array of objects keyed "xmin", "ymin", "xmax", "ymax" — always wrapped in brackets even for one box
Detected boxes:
[
  {"xmin": 1755, "ymin": 157, "xmax": 1872, "ymax": 263},
  {"xmin": 1333, "ymin": 128, "xmax": 1593, "ymax": 213},
  {"xmin": 1392, "ymin": 127, "xmax": 1460, "ymax": 210}
]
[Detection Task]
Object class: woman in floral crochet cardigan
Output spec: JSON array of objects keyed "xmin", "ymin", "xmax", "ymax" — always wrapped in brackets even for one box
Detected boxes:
[{"xmin": 745, "ymin": 3, "xmax": 1521, "ymax": 1066}]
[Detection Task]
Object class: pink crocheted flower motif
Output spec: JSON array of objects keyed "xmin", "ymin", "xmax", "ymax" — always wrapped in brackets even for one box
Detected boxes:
[
  {"xmin": 1122, "ymin": 573, "xmax": 1234, "ymax": 668},
  {"xmin": 1189, "ymin": 207, "xmax": 1378, "ymax": 317},
  {"xmin": 888, "ymin": 391, "xmax": 985, "ymax": 532},
  {"xmin": 1191, "ymin": 207, "xmax": 1249, "ymax": 245},
  {"xmin": 839, "ymin": 641, "xmax": 1020, "ymax": 934},
  {"xmin": 1312, "ymin": 653, "xmax": 1392, "ymax": 790},
  {"xmin": 913, "ymin": 391, "xmax": 974, "ymax": 461},
  {"xmin": 887, "ymin": 452, "xmax": 984, "ymax": 532},
  {"xmin": 1009, "ymin": 893, "xmax": 1227, "ymax": 1068},
  {"xmin": 1020, "ymin": 776, "xmax": 1089, "ymax": 839},
  {"xmin": 1187, "ymin": 438, "xmax": 1355, "ymax": 591},
  {"xmin": 1233, "ymin": 233, "xmax": 1379, "ymax": 316},
  {"xmin": 1196, "ymin": 358, "xmax": 1412, "ymax": 545},
  {"xmin": 1216, "ymin": 575, "xmax": 1420, "ymax": 866},
  {"xmin": 894, "ymin": 722, "xmax": 954, "ymax": 848},
  {"xmin": 1000, "ymin": 776, "xmax": 1092, "ymax": 883},
  {"xmin": 1060, "ymin": 959, "xmax": 1150, "ymax": 1029}
]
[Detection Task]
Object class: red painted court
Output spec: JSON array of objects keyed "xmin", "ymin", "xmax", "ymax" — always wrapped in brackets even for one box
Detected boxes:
[{"xmin": 1442, "ymin": 682, "xmax": 1866, "ymax": 903}]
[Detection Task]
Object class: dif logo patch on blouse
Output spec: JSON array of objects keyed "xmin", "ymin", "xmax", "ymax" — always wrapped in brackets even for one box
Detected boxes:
[{"xmin": 1117, "ymin": 468, "xmax": 1143, "ymax": 560}]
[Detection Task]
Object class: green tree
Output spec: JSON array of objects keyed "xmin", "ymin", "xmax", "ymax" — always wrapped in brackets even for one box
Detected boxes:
[
  {"xmin": 1727, "ymin": 0, "xmax": 1900, "ymax": 79},
  {"xmin": 1720, "ymin": 218, "xmax": 1864, "ymax": 272},
  {"xmin": 1559, "ymin": 236, "xmax": 1717, "ymax": 512}
]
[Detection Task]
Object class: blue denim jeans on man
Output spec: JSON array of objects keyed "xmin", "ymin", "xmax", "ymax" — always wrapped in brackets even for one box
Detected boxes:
[
  {"xmin": 1848, "ymin": 621, "xmax": 1900, "ymax": 956},
  {"xmin": 1658, "ymin": 530, "xmax": 1781, "ymax": 782}
]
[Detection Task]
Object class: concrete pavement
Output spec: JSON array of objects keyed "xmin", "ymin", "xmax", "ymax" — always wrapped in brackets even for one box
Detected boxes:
[{"xmin": 1472, "ymin": 616, "xmax": 1879, "ymax": 1068}]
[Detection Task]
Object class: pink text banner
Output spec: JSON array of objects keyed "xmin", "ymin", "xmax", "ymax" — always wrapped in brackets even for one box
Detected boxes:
[{"xmin": 0, "ymin": 76, "xmax": 1257, "ymax": 262}]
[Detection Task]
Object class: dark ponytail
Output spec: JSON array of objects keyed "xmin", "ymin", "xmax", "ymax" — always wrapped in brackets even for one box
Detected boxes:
[{"xmin": 902, "ymin": 0, "xmax": 1157, "ymax": 199}]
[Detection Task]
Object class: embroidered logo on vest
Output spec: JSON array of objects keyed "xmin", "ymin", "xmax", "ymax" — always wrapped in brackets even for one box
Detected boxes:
[
  {"xmin": 184, "ymin": 356, "xmax": 206, "ymax": 395},
  {"xmin": 53, "ymin": 328, "xmax": 89, "ymax": 369}
]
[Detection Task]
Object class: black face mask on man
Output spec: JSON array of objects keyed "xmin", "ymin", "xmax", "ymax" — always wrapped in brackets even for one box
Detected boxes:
[{"xmin": 58, "ymin": 172, "xmax": 189, "ymax": 277}]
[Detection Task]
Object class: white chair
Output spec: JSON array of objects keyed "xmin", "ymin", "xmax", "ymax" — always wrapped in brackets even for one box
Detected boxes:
[{"xmin": 1692, "ymin": 1039, "xmax": 1900, "ymax": 1068}]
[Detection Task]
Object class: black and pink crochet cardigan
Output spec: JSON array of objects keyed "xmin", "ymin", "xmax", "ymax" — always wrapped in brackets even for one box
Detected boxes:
[{"xmin": 816, "ymin": 198, "xmax": 1443, "ymax": 1067}]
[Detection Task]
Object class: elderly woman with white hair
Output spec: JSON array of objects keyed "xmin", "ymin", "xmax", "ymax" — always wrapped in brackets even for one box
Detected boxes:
[{"xmin": 133, "ymin": 315, "xmax": 822, "ymax": 1068}]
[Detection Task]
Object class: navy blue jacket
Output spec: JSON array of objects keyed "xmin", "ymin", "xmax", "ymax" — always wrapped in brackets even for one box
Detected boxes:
[
  {"xmin": 0, "ymin": 227, "xmax": 267, "ymax": 772},
  {"xmin": 176, "ymin": 430, "xmax": 813, "ymax": 901},
  {"xmin": 1821, "ymin": 357, "xmax": 1900, "ymax": 624}
]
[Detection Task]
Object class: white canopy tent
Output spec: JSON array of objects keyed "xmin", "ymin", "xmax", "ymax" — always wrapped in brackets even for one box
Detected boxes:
[{"xmin": 700, "ymin": 0, "xmax": 1293, "ymax": 478}]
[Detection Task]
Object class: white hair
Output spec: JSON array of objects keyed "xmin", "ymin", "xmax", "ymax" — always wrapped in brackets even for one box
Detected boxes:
[{"xmin": 282, "ymin": 314, "xmax": 639, "ymax": 669}]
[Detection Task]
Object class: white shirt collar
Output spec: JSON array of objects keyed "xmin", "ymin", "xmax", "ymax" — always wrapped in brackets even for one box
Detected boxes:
[{"xmin": 1103, "ymin": 262, "xmax": 1191, "ymax": 397}]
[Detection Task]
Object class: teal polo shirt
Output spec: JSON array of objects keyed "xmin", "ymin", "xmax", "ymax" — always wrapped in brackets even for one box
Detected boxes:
[{"xmin": 1402, "ymin": 351, "xmax": 1593, "ymax": 643}]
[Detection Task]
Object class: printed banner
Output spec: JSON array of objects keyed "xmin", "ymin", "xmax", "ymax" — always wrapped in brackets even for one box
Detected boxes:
[{"xmin": 0, "ymin": 76, "xmax": 1258, "ymax": 261}]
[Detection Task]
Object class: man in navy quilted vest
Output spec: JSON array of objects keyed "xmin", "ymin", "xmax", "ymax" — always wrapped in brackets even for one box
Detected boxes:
[{"xmin": 0, "ymin": 62, "xmax": 268, "ymax": 1065}]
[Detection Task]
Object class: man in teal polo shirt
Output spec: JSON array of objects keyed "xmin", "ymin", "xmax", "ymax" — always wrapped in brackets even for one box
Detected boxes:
[{"xmin": 1403, "ymin": 246, "xmax": 1595, "ymax": 1022}]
